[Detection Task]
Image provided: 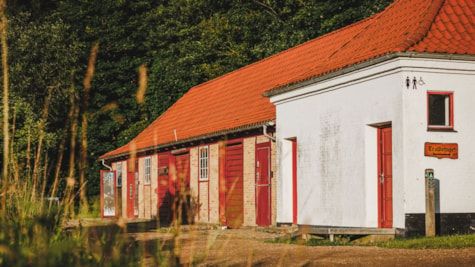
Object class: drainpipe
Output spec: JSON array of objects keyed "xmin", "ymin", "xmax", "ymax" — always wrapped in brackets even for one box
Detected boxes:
[
  {"xmin": 101, "ymin": 159, "xmax": 112, "ymax": 171},
  {"xmin": 263, "ymin": 121, "xmax": 276, "ymax": 142}
]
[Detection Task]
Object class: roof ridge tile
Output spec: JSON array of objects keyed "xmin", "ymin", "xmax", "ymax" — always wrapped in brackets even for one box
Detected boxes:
[{"xmin": 401, "ymin": 0, "xmax": 445, "ymax": 50}]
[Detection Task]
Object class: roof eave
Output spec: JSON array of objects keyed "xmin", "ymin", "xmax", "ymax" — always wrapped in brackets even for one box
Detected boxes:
[
  {"xmin": 264, "ymin": 52, "xmax": 475, "ymax": 98},
  {"xmin": 100, "ymin": 119, "xmax": 276, "ymax": 162}
]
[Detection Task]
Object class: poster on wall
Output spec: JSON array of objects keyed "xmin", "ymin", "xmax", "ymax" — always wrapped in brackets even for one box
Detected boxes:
[{"xmin": 101, "ymin": 170, "xmax": 116, "ymax": 218}]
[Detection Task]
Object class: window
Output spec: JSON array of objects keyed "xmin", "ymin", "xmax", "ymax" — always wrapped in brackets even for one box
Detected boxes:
[
  {"xmin": 144, "ymin": 157, "xmax": 151, "ymax": 185},
  {"xmin": 116, "ymin": 162, "xmax": 122, "ymax": 187},
  {"xmin": 199, "ymin": 146, "xmax": 209, "ymax": 180},
  {"xmin": 428, "ymin": 92, "xmax": 453, "ymax": 130}
]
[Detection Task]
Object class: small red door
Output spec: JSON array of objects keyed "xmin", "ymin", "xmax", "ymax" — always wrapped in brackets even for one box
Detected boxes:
[
  {"xmin": 157, "ymin": 152, "xmax": 171, "ymax": 222},
  {"xmin": 126, "ymin": 159, "xmax": 139, "ymax": 218},
  {"xmin": 126, "ymin": 171, "xmax": 134, "ymax": 218},
  {"xmin": 175, "ymin": 153, "xmax": 190, "ymax": 193},
  {"xmin": 225, "ymin": 142, "xmax": 244, "ymax": 228},
  {"xmin": 174, "ymin": 153, "xmax": 190, "ymax": 223},
  {"xmin": 379, "ymin": 127, "xmax": 393, "ymax": 228},
  {"xmin": 256, "ymin": 143, "xmax": 271, "ymax": 226}
]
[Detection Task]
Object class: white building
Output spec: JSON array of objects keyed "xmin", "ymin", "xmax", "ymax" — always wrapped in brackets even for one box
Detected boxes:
[{"xmin": 265, "ymin": 0, "xmax": 475, "ymax": 237}]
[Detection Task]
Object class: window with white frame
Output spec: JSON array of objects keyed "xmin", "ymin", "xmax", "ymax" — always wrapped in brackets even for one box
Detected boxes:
[
  {"xmin": 116, "ymin": 162, "xmax": 122, "ymax": 187},
  {"xmin": 199, "ymin": 146, "xmax": 209, "ymax": 180},
  {"xmin": 428, "ymin": 91, "xmax": 453, "ymax": 130},
  {"xmin": 144, "ymin": 157, "xmax": 151, "ymax": 185}
]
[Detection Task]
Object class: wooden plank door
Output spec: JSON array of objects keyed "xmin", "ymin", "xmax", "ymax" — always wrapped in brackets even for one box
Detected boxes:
[
  {"xmin": 379, "ymin": 127, "xmax": 393, "ymax": 228},
  {"xmin": 126, "ymin": 170, "xmax": 134, "ymax": 218},
  {"xmin": 256, "ymin": 143, "xmax": 271, "ymax": 226},
  {"xmin": 126, "ymin": 159, "xmax": 139, "ymax": 218},
  {"xmin": 157, "ymin": 153, "xmax": 171, "ymax": 222},
  {"xmin": 225, "ymin": 142, "xmax": 244, "ymax": 228},
  {"xmin": 175, "ymin": 153, "xmax": 190, "ymax": 224}
]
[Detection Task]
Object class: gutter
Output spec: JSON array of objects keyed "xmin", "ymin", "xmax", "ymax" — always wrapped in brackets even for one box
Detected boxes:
[
  {"xmin": 263, "ymin": 121, "xmax": 276, "ymax": 142},
  {"xmin": 101, "ymin": 159, "xmax": 112, "ymax": 171}
]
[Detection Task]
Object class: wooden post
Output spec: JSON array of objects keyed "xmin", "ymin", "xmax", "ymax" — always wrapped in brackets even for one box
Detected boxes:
[{"xmin": 425, "ymin": 169, "xmax": 435, "ymax": 237}]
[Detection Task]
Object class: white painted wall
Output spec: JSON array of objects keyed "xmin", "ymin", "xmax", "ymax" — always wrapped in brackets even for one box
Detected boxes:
[
  {"xmin": 272, "ymin": 57, "xmax": 475, "ymax": 229},
  {"xmin": 277, "ymin": 139, "xmax": 294, "ymax": 224},
  {"xmin": 401, "ymin": 58, "xmax": 475, "ymax": 214}
]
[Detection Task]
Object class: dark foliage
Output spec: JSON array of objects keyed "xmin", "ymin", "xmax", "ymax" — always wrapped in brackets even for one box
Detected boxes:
[{"xmin": 2, "ymin": 0, "xmax": 394, "ymax": 200}]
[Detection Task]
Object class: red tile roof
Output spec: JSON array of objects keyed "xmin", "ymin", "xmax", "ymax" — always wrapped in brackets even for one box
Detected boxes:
[
  {"xmin": 268, "ymin": 0, "xmax": 475, "ymax": 91},
  {"xmin": 101, "ymin": 0, "xmax": 475, "ymax": 159}
]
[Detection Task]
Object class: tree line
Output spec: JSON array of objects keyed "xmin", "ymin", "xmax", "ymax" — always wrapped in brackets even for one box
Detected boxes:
[{"xmin": 1, "ymin": 0, "xmax": 393, "ymax": 213}]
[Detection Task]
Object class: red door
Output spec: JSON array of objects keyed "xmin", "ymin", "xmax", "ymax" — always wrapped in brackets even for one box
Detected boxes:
[
  {"xmin": 175, "ymin": 153, "xmax": 190, "ymax": 192},
  {"xmin": 126, "ymin": 170, "xmax": 134, "ymax": 218},
  {"xmin": 174, "ymin": 153, "xmax": 190, "ymax": 223},
  {"xmin": 256, "ymin": 143, "xmax": 271, "ymax": 226},
  {"xmin": 126, "ymin": 159, "xmax": 138, "ymax": 218},
  {"xmin": 157, "ymin": 152, "xmax": 171, "ymax": 222},
  {"xmin": 379, "ymin": 127, "xmax": 393, "ymax": 228},
  {"xmin": 225, "ymin": 142, "xmax": 244, "ymax": 228}
]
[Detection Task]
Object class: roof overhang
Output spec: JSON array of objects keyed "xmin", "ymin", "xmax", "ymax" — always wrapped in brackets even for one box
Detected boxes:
[
  {"xmin": 100, "ymin": 119, "xmax": 276, "ymax": 162},
  {"xmin": 263, "ymin": 52, "xmax": 475, "ymax": 98}
]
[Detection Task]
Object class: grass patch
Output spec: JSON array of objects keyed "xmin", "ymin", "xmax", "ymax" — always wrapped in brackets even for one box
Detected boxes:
[
  {"xmin": 269, "ymin": 234, "xmax": 475, "ymax": 249},
  {"xmin": 267, "ymin": 235, "xmax": 352, "ymax": 246},
  {"xmin": 375, "ymin": 234, "xmax": 475, "ymax": 249}
]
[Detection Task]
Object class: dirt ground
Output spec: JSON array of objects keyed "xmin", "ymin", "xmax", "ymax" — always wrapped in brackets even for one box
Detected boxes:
[{"xmin": 123, "ymin": 224, "xmax": 475, "ymax": 267}]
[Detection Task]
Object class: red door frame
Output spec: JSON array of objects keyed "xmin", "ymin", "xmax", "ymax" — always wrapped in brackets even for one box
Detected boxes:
[
  {"xmin": 291, "ymin": 139, "xmax": 298, "ymax": 225},
  {"xmin": 256, "ymin": 141, "xmax": 271, "ymax": 226},
  {"xmin": 378, "ymin": 127, "xmax": 393, "ymax": 228}
]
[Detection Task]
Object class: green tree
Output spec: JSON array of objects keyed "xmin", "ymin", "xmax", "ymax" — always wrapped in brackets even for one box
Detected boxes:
[
  {"xmin": 3, "ymin": 0, "xmax": 394, "ymax": 203},
  {"xmin": 6, "ymin": 12, "xmax": 84, "ymax": 200}
]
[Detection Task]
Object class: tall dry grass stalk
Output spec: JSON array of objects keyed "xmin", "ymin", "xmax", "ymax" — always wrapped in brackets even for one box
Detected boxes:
[
  {"xmin": 9, "ymin": 105, "xmax": 18, "ymax": 185},
  {"xmin": 39, "ymin": 151, "xmax": 49, "ymax": 213},
  {"xmin": 63, "ymin": 92, "xmax": 79, "ymax": 218},
  {"xmin": 137, "ymin": 64, "xmax": 147, "ymax": 104},
  {"xmin": 79, "ymin": 43, "xmax": 98, "ymax": 215},
  {"xmin": 0, "ymin": 5, "xmax": 162, "ymax": 264},
  {"xmin": 31, "ymin": 85, "xmax": 53, "ymax": 199},
  {"xmin": 49, "ymin": 75, "xmax": 75, "ymax": 208},
  {"xmin": 0, "ymin": 0, "xmax": 8, "ymax": 217}
]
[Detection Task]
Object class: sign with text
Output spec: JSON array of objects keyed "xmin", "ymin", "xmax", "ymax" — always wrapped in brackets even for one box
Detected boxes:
[{"xmin": 424, "ymin": 142, "xmax": 458, "ymax": 159}]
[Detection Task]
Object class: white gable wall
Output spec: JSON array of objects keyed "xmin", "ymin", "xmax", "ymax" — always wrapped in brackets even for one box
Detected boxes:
[
  {"xmin": 272, "ymin": 57, "xmax": 475, "ymax": 230},
  {"xmin": 401, "ymin": 58, "xmax": 475, "ymax": 214}
]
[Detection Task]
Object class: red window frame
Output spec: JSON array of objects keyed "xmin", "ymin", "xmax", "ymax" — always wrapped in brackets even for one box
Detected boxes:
[{"xmin": 427, "ymin": 91, "xmax": 454, "ymax": 130}]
